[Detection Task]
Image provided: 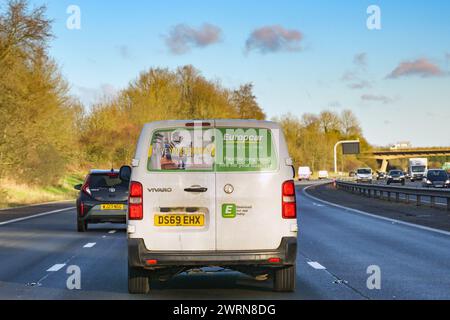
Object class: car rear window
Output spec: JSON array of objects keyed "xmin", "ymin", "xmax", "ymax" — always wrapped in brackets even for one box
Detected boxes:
[
  {"xmin": 428, "ymin": 170, "xmax": 448, "ymax": 179},
  {"xmin": 357, "ymin": 169, "xmax": 371, "ymax": 174},
  {"xmin": 147, "ymin": 127, "xmax": 278, "ymax": 172},
  {"xmin": 89, "ymin": 174, "xmax": 127, "ymax": 188}
]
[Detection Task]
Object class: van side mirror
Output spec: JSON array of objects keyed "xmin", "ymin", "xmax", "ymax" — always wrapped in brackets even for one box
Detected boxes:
[
  {"xmin": 120, "ymin": 165, "xmax": 132, "ymax": 181},
  {"xmin": 290, "ymin": 166, "xmax": 295, "ymax": 179},
  {"xmin": 74, "ymin": 184, "xmax": 82, "ymax": 191}
]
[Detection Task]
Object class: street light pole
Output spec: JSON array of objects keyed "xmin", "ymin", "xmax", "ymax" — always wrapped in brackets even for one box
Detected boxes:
[{"xmin": 334, "ymin": 139, "xmax": 360, "ymax": 174}]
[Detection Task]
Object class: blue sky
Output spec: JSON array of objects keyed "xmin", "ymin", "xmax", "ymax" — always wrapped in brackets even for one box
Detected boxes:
[{"xmin": 29, "ymin": 0, "xmax": 450, "ymax": 146}]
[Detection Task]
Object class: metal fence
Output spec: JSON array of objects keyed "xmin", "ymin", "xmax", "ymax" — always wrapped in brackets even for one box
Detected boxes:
[{"xmin": 336, "ymin": 181, "xmax": 450, "ymax": 211}]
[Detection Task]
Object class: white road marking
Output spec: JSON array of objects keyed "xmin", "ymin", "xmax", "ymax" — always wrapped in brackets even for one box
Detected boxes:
[
  {"xmin": 303, "ymin": 184, "xmax": 450, "ymax": 237},
  {"xmin": 313, "ymin": 202, "xmax": 325, "ymax": 207},
  {"xmin": 0, "ymin": 207, "xmax": 75, "ymax": 226},
  {"xmin": 46, "ymin": 264, "xmax": 66, "ymax": 272},
  {"xmin": 108, "ymin": 230, "xmax": 116, "ymax": 234},
  {"xmin": 308, "ymin": 261, "xmax": 326, "ymax": 270},
  {"xmin": 83, "ymin": 242, "xmax": 96, "ymax": 248},
  {"xmin": 0, "ymin": 200, "xmax": 74, "ymax": 212},
  {"xmin": 102, "ymin": 235, "xmax": 107, "ymax": 238}
]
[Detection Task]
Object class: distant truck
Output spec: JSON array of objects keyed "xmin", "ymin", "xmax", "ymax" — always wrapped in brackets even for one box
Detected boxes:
[
  {"xmin": 298, "ymin": 166, "xmax": 312, "ymax": 181},
  {"xmin": 408, "ymin": 158, "xmax": 428, "ymax": 182},
  {"xmin": 443, "ymin": 162, "xmax": 450, "ymax": 174}
]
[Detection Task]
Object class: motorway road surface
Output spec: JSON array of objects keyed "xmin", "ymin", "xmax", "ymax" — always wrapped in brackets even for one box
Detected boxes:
[{"xmin": 0, "ymin": 185, "xmax": 449, "ymax": 300}]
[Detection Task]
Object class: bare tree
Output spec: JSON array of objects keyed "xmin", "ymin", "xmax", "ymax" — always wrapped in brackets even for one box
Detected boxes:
[
  {"xmin": 340, "ymin": 109, "xmax": 362, "ymax": 137},
  {"xmin": 0, "ymin": 0, "xmax": 53, "ymax": 63}
]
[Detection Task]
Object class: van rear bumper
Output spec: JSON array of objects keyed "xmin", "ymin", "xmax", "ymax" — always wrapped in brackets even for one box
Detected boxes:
[{"xmin": 128, "ymin": 237, "xmax": 297, "ymax": 268}]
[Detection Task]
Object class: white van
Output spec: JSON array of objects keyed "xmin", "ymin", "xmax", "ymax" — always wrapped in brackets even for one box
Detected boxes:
[
  {"xmin": 318, "ymin": 170, "xmax": 329, "ymax": 180},
  {"xmin": 298, "ymin": 166, "xmax": 312, "ymax": 181},
  {"xmin": 356, "ymin": 168, "xmax": 373, "ymax": 183},
  {"xmin": 121, "ymin": 120, "xmax": 298, "ymax": 294}
]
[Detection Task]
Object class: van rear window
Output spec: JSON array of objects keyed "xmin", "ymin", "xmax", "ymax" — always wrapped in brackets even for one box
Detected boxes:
[{"xmin": 147, "ymin": 127, "xmax": 278, "ymax": 172}]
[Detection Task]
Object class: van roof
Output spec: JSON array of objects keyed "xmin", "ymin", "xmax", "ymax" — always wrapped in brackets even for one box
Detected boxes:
[{"xmin": 143, "ymin": 119, "xmax": 281, "ymax": 129}]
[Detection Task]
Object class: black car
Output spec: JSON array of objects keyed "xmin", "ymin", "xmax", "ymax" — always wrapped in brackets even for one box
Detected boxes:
[
  {"xmin": 376, "ymin": 171, "xmax": 387, "ymax": 180},
  {"xmin": 387, "ymin": 170, "xmax": 406, "ymax": 185},
  {"xmin": 422, "ymin": 170, "xmax": 450, "ymax": 188},
  {"xmin": 74, "ymin": 169, "xmax": 129, "ymax": 232}
]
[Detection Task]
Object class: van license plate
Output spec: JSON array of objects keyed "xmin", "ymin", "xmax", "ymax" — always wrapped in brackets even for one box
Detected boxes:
[
  {"xmin": 101, "ymin": 204, "xmax": 124, "ymax": 210},
  {"xmin": 154, "ymin": 214, "xmax": 205, "ymax": 227}
]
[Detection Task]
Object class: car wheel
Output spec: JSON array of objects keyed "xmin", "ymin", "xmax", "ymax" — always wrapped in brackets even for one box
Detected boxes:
[
  {"xmin": 77, "ymin": 219, "xmax": 87, "ymax": 232},
  {"xmin": 128, "ymin": 264, "xmax": 150, "ymax": 294},
  {"xmin": 273, "ymin": 265, "xmax": 296, "ymax": 292}
]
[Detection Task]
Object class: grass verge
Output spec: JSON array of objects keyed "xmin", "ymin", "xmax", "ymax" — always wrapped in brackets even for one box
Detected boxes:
[{"xmin": 0, "ymin": 173, "xmax": 84, "ymax": 209}]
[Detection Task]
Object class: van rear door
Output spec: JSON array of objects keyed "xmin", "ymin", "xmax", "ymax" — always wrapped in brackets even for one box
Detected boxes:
[
  {"xmin": 214, "ymin": 121, "xmax": 286, "ymax": 251},
  {"xmin": 139, "ymin": 121, "xmax": 216, "ymax": 251}
]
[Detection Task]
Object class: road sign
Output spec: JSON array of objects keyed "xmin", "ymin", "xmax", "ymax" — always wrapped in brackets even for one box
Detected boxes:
[{"xmin": 342, "ymin": 142, "xmax": 360, "ymax": 155}]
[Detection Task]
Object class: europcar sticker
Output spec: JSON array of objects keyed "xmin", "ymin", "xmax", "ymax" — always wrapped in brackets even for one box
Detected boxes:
[{"xmin": 216, "ymin": 128, "xmax": 277, "ymax": 172}]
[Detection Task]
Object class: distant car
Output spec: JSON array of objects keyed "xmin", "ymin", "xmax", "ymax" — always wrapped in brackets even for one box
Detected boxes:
[
  {"xmin": 298, "ymin": 166, "xmax": 312, "ymax": 181},
  {"xmin": 356, "ymin": 168, "xmax": 373, "ymax": 184},
  {"xmin": 404, "ymin": 171, "xmax": 411, "ymax": 180},
  {"xmin": 387, "ymin": 170, "xmax": 406, "ymax": 185},
  {"xmin": 376, "ymin": 171, "xmax": 386, "ymax": 180},
  {"xmin": 74, "ymin": 169, "xmax": 129, "ymax": 232},
  {"xmin": 318, "ymin": 170, "xmax": 329, "ymax": 179},
  {"xmin": 422, "ymin": 169, "xmax": 450, "ymax": 188}
]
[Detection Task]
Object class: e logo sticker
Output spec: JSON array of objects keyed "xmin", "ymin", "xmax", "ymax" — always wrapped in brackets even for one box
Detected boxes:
[{"xmin": 222, "ymin": 204, "xmax": 236, "ymax": 218}]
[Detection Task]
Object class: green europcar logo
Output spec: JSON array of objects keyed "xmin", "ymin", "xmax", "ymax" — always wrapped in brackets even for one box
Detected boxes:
[{"xmin": 222, "ymin": 204, "xmax": 236, "ymax": 218}]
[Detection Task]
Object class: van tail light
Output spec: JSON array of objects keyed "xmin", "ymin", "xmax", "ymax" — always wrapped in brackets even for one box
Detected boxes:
[
  {"xmin": 282, "ymin": 180, "xmax": 296, "ymax": 219},
  {"xmin": 268, "ymin": 257, "xmax": 281, "ymax": 264},
  {"xmin": 81, "ymin": 178, "xmax": 92, "ymax": 197},
  {"xmin": 129, "ymin": 181, "xmax": 143, "ymax": 220}
]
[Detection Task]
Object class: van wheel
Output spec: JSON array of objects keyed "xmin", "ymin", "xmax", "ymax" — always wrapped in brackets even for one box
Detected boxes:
[
  {"xmin": 77, "ymin": 219, "xmax": 87, "ymax": 232},
  {"xmin": 128, "ymin": 265, "xmax": 150, "ymax": 294},
  {"xmin": 273, "ymin": 265, "xmax": 296, "ymax": 292}
]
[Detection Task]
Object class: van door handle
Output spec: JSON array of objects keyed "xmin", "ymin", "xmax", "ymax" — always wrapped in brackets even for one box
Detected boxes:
[{"xmin": 184, "ymin": 186, "xmax": 208, "ymax": 193}]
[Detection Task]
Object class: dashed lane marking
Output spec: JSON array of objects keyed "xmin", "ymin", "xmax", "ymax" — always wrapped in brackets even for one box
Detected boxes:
[
  {"xmin": 46, "ymin": 264, "xmax": 66, "ymax": 272},
  {"xmin": 108, "ymin": 230, "xmax": 116, "ymax": 234},
  {"xmin": 83, "ymin": 242, "xmax": 96, "ymax": 248},
  {"xmin": 307, "ymin": 261, "xmax": 326, "ymax": 270}
]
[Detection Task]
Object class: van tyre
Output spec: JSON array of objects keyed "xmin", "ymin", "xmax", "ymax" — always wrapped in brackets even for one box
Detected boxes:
[
  {"xmin": 128, "ymin": 265, "xmax": 150, "ymax": 294},
  {"xmin": 77, "ymin": 219, "xmax": 87, "ymax": 232},
  {"xmin": 273, "ymin": 265, "xmax": 296, "ymax": 292}
]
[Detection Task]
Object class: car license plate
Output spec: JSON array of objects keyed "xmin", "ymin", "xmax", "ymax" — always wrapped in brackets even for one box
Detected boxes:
[
  {"xmin": 154, "ymin": 214, "xmax": 204, "ymax": 227},
  {"xmin": 101, "ymin": 204, "xmax": 124, "ymax": 210}
]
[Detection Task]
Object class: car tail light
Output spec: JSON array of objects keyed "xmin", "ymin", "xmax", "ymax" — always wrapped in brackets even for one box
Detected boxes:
[
  {"xmin": 81, "ymin": 179, "xmax": 92, "ymax": 197},
  {"xmin": 268, "ymin": 257, "xmax": 281, "ymax": 263},
  {"xmin": 79, "ymin": 202, "xmax": 85, "ymax": 217},
  {"xmin": 282, "ymin": 180, "xmax": 296, "ymax": 219},
  {"xmin": 146, "ymin": 259, "xmax": 158, "ymax": 265},
  {"xmin": 129, "ymin": 181, "xmax": 143, "ymax": 220}
]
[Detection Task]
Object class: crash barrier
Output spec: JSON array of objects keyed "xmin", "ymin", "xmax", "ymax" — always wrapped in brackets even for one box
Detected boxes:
[{"xmin": 336, "ymin": 181, "xmax": 450, "ymax": 211}]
